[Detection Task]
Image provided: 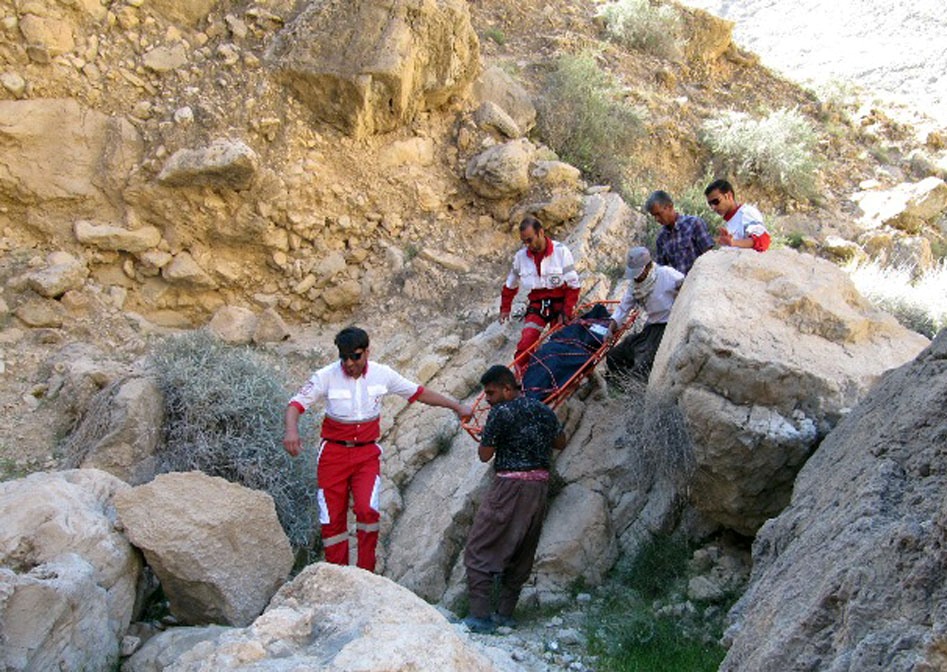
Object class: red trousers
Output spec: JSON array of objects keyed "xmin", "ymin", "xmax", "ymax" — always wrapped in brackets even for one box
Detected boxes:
[
  {"xmin": 317, "ymin": 442, "xmax": 381, "ymax": 571},
  {"xmin": 515, "ymin": 313, "xmax": 552, "ymax": 361}
]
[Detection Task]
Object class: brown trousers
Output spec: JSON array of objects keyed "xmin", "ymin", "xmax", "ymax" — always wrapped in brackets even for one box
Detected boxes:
[{"xmin": 464, "ymin": 477, "xmax": 549, "ymax": 618}]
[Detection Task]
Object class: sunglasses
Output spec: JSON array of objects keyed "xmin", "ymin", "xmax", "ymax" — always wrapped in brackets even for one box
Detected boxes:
[
  {"xmin": 707, "ymin": 198, "xmax": 721, "ymax": 206},
  {"xmin": 340, "ymin": 351, "xmax": 364, "ymax": 362}
]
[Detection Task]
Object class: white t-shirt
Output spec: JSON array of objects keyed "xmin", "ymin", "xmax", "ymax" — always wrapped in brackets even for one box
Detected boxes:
[
  {"xmin": 725, "ymin": 204, "xmax": 767, "ymax": 240},
  {"xmin": 612, "ymin": 265, "xmax": 685, "ymax": 326},
  {"xmin": 289, "ymin": 361, "xmax": 420, "ymax": 423}
]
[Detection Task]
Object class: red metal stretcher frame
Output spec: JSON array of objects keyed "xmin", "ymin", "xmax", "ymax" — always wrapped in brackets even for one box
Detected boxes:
[{"xmin": 461, "ymin": 300, "xmax": 641, "ymax": 441}]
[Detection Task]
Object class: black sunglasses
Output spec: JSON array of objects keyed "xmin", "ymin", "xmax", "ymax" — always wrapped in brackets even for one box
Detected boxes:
[
  {"xmin": 707, "ymin": 198, "xmax": 721, "ymax": 206},
  {"xmin": 340, "ymin": 351, "xmax": 364, "ymax": 362}
]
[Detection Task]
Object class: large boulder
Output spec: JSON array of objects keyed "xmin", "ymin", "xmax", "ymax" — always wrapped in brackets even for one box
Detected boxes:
[
  {"xmin": 265, "ymin": 0, "xmax": 480, "ymax": 138},
  {"xmin": 650, "ymin": 248, "xmax": 930, "ymax": 535},
  {"xmin": 0, "ymin": 470, "xmax": 141, "ymax": 672},
  {"xmin": 852, "ymin": 176, "xmax": 947, "ymax": 234},
  {"xmin": 721, "ymin": 331, "xmax": 947, "ymax": 671},
  {"xmin": 67, "ymin": 375, "xmax": 165, "ymax": 486},
  {"xmin": 124, "ymin": 563, "xmax": 509, "ymax": 671},
  {"xmin": 114, "ymin": 472, "xmax": 293, "ymax": 627},
  {"xmin": 465, "ymin": 139, "xmax": 535, "ymax": 199},
  {"xmin": 0, "ymin": 99, "xmax": 143, "ymax": 239}
]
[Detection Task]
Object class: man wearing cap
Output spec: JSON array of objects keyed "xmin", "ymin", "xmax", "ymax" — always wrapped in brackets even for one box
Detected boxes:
[
  {"xmin": 499, "ymin": 215, "xmax": 582, "ymax": 364},
  {"xmin": 704, "ymin": 179, "xmax": 770, "ymax": 251},
  {"xmin": 647, "ymin": 189, "xmax": 714, "ymax": 276},
  {"xmin": 605, "ymin": 247, "xmax": 684, "ymax": 381},
  {"xmin": 283, "ymin": 326, "xmax": 472, "ymax": 571}
]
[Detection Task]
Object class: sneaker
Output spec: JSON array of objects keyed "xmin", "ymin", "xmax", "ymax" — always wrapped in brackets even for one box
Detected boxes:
[
  {"xmin": 491, "ymin": 612, "xmax": 517, "ymax": 628},
  {"xmin": 462, "ymin": 615, "xmax": 497, "ymax": 634}
]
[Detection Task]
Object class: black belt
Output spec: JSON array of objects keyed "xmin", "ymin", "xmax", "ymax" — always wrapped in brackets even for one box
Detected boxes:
[
  {"xmin": 324, "ymin": 439, "xmax": 377, "ymax": 447},
  {"xmin": 526, "ymin": 298, "xmax": 564, "ymax": 320}
]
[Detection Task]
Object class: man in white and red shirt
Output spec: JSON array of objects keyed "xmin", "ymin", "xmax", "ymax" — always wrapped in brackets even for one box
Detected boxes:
[
  {"xmin": 283, "ymin": 326, "xmax": 471, "ymax": 572},
  {"xmin": 499, "ymin": 215, "xmax": 582, "ymax": 363},
  {"xmin": 704, "ymin": 179, "xmax": 770, "ymax": 252}
]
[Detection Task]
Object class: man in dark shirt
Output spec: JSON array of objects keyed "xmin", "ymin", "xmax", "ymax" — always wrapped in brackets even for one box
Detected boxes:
[
  {"xmin": 463, "ymin": 365, "xmax": 566, "ymax": 634},
  {"xmin": 647, "ymin": 189, "xmax": 714, "ymax": 276}
]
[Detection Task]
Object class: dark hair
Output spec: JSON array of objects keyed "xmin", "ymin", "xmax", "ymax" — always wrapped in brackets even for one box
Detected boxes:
[
  {"xmin": 704, "ymin": 179, "xmax": 734, "ymax": 196},
  {"xmin": 519, "ymin": 215, "xmax": 543, "ymax": 233},
  {"xmin": 335, "ymin": 326, "xmax": 369, "ymax": 353},
  {"xmin": 644, "ymin": 190, "xmax": 673, "ymax": 212},
  {"xmin": 480, "ymin": 364, "xmax": 519, "ymax": 389}
]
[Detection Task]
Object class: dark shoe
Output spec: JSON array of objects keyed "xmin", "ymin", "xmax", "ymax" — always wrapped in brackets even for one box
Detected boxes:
[
  {"xmin": 491, "ymin": 612, "xmax": 517, "ymax": 628},
  {"xmin": 462, "ymin": 615, "xmax": 497, "ymax": 634}
]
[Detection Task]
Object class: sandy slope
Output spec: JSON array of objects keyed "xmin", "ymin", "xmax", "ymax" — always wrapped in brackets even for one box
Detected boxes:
[{"xmin": 680, "ymin": 0, "xmax": 947, "ymax": 130}]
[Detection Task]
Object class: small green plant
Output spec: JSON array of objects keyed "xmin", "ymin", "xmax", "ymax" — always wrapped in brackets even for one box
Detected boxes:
[
  {"xmin": 587, "ymin": 535, "xmax": 728, "ymax": 672},
  {"xmin": 596, "ymin": 0, "xmax": 682, "ymax": 59},
  {"xmin": 483, "ymin": 27, "xmax": 506, "ymax": 45},
  {"xmin": 148, "ymin": 331, "xmax": 318, "ymax": 549},
  {"xmin": 701, "ymin": 108, "xmax": 821, "ymax": 199},
  {"xmin": 403, "ymin": 243, "xmax": 420, "ymax": 262},
  {"xmin": 784, "ymin": 231, "xmax": 806, "ymax": 249},
  {"xmin": 0, "ymin": 456, "xmax": 29, "ymax": 482},
  {"xmin": 536, "ymin": 52, "xmax": 642, "ymax": 188}
]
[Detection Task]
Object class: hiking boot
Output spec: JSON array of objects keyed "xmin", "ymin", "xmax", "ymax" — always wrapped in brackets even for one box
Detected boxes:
[
  {"xmin": 462, "ymin": 615, "xmax": 497, "ymax": 634},
  {"xmin": 491, "ymin": 612, "xmax": 517, "ymax": 628}
]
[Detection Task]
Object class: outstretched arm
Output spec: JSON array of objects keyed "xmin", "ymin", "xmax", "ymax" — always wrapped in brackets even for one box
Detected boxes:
[{"xmin": 415, "ymin": 388, "xmax": 473, "ymax": 420}]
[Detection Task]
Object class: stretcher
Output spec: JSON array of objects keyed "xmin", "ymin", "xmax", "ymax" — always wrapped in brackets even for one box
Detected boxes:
[{"xmin": 461, "ymin": 300, "xmax": 640, "ymax": 441}]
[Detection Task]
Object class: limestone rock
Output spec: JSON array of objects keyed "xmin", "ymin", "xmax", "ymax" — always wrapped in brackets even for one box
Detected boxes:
[
  {"xmin": 125, "ymin": 563, "xmax": 505, "ymax": 671},
  {"xmin": 207, "ymin": 305, "xmax": 257, "ymax": 344},
  {"xmin": 19, "ymin": 14, "xmax": 75, "ymax": 57},
  {"xmin": 473, "ymin": 100, "xmax": 521, "ymax": 139},
  {"xmin": 70, "ymin": 376, "xmax": 165, "ymax": 486},
  {"xmin": 142, "ymin": 43, "xmax": 188, "ymax": 72},
  {"xmin": 852, "ymin": 176, "xmax": 947, "ymax": 233},
  {"xmin": 0, "ymin": 470, "xmax": 141, "ymax": 672},
  {"xmin": 252, "ymin": 307, "xmax": 290, "ymax": 344},
  {"xmin": 14, "ymin": 298, "xmax": 65, "ymax": 328},
  {"xmin": 114, "ymin": 471, "xmax": 293, "ymax": 627},
  {"xmin": 419, "ymin": 247, "xmax": 471, "ymax": 273},
  {"xmin": 378, "ymin": 136, "xmax": 436, "ymax": 168},
  {"xmin": 0, "ymin": 99, "xmax": 143, "ymax": 236},
  {"xmin": 157, "ymin": 139, "xmax": 258, "ymax": 190},
  {"xmin": 722, "ymin": 332, "xmax": 947, "ymax": 671},
  {"xmin": 24, "ymin": 251, "xmax": 89, "ymax": 298},
  {"xmin": 74, "ymin": 220, "xmax": 162, "ymax": 253},
  {"xmin": 465, "ymin": 139, "xmax": 534, "ymax": 199},
  {"xmin": 148, "ymin": 0, "xmax": 218, "ymax": 26},
  {"xmin": 162, "ymin": 252, "xmax": 217, "ymax": 288},
  {"xmin": 265, "ymin": 0, "xmax": 480, "ymax": 138},
  {"xmin": 471, "ymin": 65, "xmax": 536, "ymax": 135},
  {"xmin": 650, "ymin": 248, "xmax": 930, "ymax": 535}
]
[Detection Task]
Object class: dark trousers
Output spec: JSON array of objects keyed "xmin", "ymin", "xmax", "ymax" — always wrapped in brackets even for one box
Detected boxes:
[
  {"xmin": 464, "ymin": 477, "xmax": 549, "ymax": 618},
  {"xmin": 606, "ymin": 322, "xmax": 666, "ymax": 381}
]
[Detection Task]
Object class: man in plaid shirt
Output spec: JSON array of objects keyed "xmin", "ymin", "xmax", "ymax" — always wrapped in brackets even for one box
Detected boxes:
[{"xmin": 646, "ymin": 190, "xmax": 714, "ymax": 276}]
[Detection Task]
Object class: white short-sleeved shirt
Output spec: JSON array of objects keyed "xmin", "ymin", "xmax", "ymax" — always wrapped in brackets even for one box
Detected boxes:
[
  {"xmin": 725, "ymin": 204, "xmax": 767, "ymax": 240},
  {"xmin": 289, "ymin": 361, "xmax": 421, "ymax": 423},
  {"xmin": 612, "ymin": 265, "xmax": 685, "ymax": 326}
]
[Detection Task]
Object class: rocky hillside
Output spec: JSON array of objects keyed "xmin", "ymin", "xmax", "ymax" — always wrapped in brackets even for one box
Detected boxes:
[{"xmin": 2, "ymin": 0, "xmax": 946, "ymax": 670}]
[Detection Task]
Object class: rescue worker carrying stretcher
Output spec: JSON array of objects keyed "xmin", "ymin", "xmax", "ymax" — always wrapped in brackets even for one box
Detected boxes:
[
  {"xmin": 283, "ymin": 327, "xmax": 471, "ymax": 572},
  {"xmin": 498, "ymin": 216, "xmax": 581, "ymax": 365}
]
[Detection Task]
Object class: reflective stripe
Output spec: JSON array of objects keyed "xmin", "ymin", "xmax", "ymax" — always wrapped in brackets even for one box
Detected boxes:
[
  {"xmin": 322, "ymin": 532, "xmax": 348, "ymax": 548},
  {"xmin": 317, "ymin": 488, "xmax": 329, "ymax": 525},
  {"xmin": 523, "ymin": 322, "xmax": 543, "ymax": 332},
  {"xmin": 356, "ymin": 522, "xmax": 380, "ymax": 532},
  {"xmin": 369, "ymin": 475, "xmax": 380, "ymax": 512}
]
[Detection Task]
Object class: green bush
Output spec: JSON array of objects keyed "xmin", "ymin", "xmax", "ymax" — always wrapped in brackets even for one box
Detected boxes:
[
  {"xmin": 701, "ymin": 108, "xmax": 821, "ymax": 198},
  {"xmin": 673, "ymin": 170, "xmax": 721, "ymax": 238},
  {"xmin": 536, "ymin": 52, "xmax": 642, "ymax": 187},
  {"xmin": 596, "ymin": 0, "xmax": 682, "ymax": 59},
  {"xmin": 148, "ymin": 331, "xmax": 318, "ymax": 549}
]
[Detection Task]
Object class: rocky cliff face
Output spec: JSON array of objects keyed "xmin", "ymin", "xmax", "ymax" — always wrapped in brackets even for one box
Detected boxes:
[{"xmin": 721, "ymin": 332, "xmax": 947, "ymax": 671}]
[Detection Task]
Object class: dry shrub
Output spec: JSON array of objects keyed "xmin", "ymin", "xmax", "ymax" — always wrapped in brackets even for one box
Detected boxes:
[
  {"xmin": 536, "ymin": 52, "xmax": 642, "ymax": 188},
  {"xmin": 149, "ymin": 331, "xmax": 318, "ymax": 549},
  {"xmin": 701, "ymin": 108, "xmax": 821, "ymax": 199},
  {"xmin": 596, "ymin": 0, "xmax": 682, "ymax": 60}
]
